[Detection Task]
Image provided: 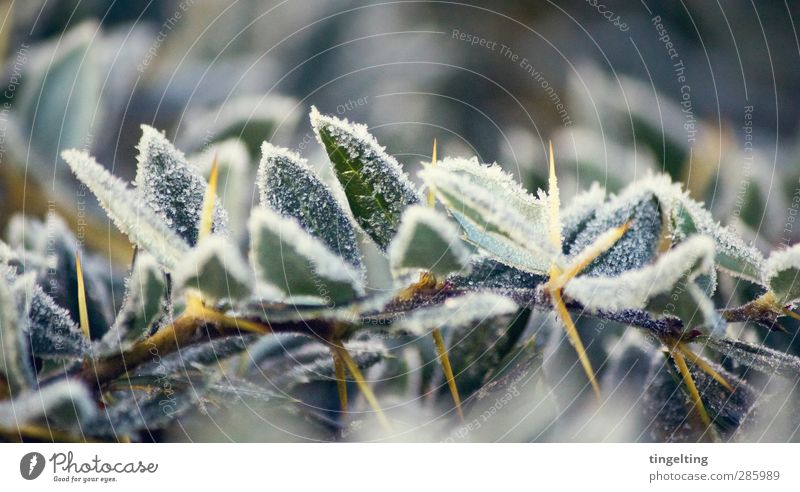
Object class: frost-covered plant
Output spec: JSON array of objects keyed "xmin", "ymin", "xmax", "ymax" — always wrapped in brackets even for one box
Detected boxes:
[{"xmin": 2, "ymin": 106, "xmax": 800, "ymax": 444}]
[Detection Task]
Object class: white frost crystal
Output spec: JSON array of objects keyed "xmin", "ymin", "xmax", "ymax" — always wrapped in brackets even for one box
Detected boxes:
[
  {"xmin": 257, "ymin": 142, "xmax": 363, "ymax": 270},
  {"xmin": 61, "ymin": 149, "xmax": 190, "ymax": 269},
  {"xmin": 310, "ymin": 107, "xmax": 420, "ymax": 250},
  {"xmin": 135, "ymin": 125, "xmax": 228, "ymax": 245},
  {"xmin": 764, "ymin": 243, "xmax": 800, "ymax": 304}
]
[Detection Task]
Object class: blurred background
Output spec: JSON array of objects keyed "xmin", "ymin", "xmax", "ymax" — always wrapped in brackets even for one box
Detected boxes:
[{"xmin": 1, "ymin": 0, "xmax": 799, "ymax": 441}]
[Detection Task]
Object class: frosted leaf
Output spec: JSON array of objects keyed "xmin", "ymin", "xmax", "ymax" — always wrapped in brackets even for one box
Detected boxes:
[
  {"xmin": 388, "ymin": 205, "xmax": 471, "ymax": 278},
  {"xmin": 98, "ymin": 253, "xmax": 166, "ymax": 356},
  {"xmin": 434, "ymin": 156, "xmax": 549, "ymax": 230},
  {"xmin": 41, "ymin": 213, "xmax": 113, "ymax": 339},
  {"xmin": 0, "ymin": 274, "xmax": 35, "ymax": 394},
  {"xmin": 134, "ymin": 335, "xmax": 254, "ymax": 377},
  {"xmin": 174, "ymin": 236, "xmax": 252, "ymax": 301},
  {"xmin": 248, "ymin": 207, "xmax": 365, "ymax": 305},
  {"xmin": 392, "ymin": 292, "xmax": 517, "ymax": 336},
  {"xmin": 257, "ymin": 142, "xmax": 363, "ymax": 270},
  {"xmin": 61, "ymin": 149, "xmax": 190, "ymax": 270},
  {"xmin": 0, "ymin": 379, "xmax": 96, "ymax": 429},
  {"xmin": 644, "ymin": 350, "xmax": 755, "ymax": 441},
  {"xmin": 763, "ymin": 244, "xmax": 800, "ymax": 305},
  {"xmin": 254, "ymin": 337, "xmax": 388, "ymax": 388},
  {"xmin": 672, "ymin": 195, "xmax": 765, "ymax": 284},
  {"xmin": 565, "ymin": 236, "xmax": 724, "ymax": 335},
  {"xmin": 135, "ymin": 125, "xmax": 228, "ymax": 246},
  {"xmin": 561, "ymin": 183, "xmax": 606, "ymax": 253},
  {"xmin": 7, "ymin": 21, "xmax": 99, "ymax": 187},
  {"xmin": 568, "ymin": 182, "xmax": 664, "ymax": 276},
  {"xmin": 84, "ymin": 374, "xmax": 209, "ymax": 435},
  {"xmin": 704, "ymin": 336, "xmax": 800, "ymax": 379},
  {"xmin": 190, "ymin": 139, "xmax": 251, "ymax": 237},
  {"xmin": 179, "ymin": 95, "xmax": 299, "ymax": 155},
  {"xmin": 447, "ymin": 256, "xmax": 546, "ymax": 290},
  {"xmin": 311, "ymin": 107, "xmax": 421, "ymax": 250},
  {"xmin": 420, "ymin": 159, "xmax": 557, "ymax": 274},
  {"xmin": 23, "ymin": 282, "xmax": 89, "ymax": 360}
]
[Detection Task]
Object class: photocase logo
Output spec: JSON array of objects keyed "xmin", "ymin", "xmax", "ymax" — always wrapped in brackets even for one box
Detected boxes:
[{"xmin": 20, "ymin": 452, "xmax": 46, "ymax": 480}]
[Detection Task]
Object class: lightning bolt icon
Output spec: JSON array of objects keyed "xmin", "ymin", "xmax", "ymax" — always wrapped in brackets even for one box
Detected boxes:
[{"xmin": 28, "ymin": 455, "xmax": 37, "ymax": 476}]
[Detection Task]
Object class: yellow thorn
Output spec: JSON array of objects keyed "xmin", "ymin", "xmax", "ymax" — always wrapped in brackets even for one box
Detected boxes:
[
  {"xmin": 551, "ymin": 287, "xmax": 601, "ymax": 400},
  {"xmin": 427, "ymin": 139, "xmax": 438, "ymax": 208},
  {"xmin": 677, "ymin": 343, "xmax": 733, "ymax": 392},
  {"xmin": 669, "ymin": 345, "xmax": 711, "ymax": 428},
  {"xmin": 331, "ymin": 340, "xmax": 391, "ymax": 432},
  {"xmin": 547, "ymin": 140, "xmax": 562, "ymax": 251},
  {"xmin": 199, "ymin": 153, "xmax": 219, "ymax": 241},
  {"xmin": 333, "ymin": 349, "xmax": 348, "ymax": 414},
  {"xmin": 551, "ymin": 222, "xmax": 630, "ymax": 290},
  {"xmin": 782, "ymin": 307, "xmax": 800, "ymax": 322},
  {"xmin": 432, "ymin": 328, "xmax": 464, "ymax": 421},
  {"xmin": 75, "ymin": 252, "xmax": 91, "ymax": 339}
]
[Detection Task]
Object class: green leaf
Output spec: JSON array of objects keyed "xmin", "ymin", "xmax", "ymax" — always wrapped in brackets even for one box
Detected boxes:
[
  {"xmin": 0, "ymin": 379, "xmax": 97, "ymax": 429},
  {"xmin": 420, "ymin": 157, "xmax": 556, "ymax": 274},
  {"xmin": 764, "ymin": 244, "xmax": 800, "ymax": 305},
  {"xmin": 248, "ymin": 207, "xmax": 365, "ymax": 305},
  {"xmin": 568, "ymin": 187, "xmax": 663, "ymax": 276},
  {"xmin": 174, "ymin": 236, "xmax": 252, "ymax": 301},
  {"xmin": 565, "ymin": 236, "xmax": 724, "ymax": 335},
  {"xmin": 135, "ymin": 125, "xmax": 228, "ymax": 246},
  {"xmin": 23, "ymin": 282, "xmax": 89, "ymax": 360},
  {"xmin": 671, "ymin": 195, "xmax": 765, "ymax": 284},
  {"xmin": 86, "ymin": 373, "xmax": 210, "ymax": 436},
  {"xmin": 190, "ymin": 139, "xmax": 251, "ymax": 237},
  {"xmin": 447, "ymin": 256, "xmax": 546, "ymax": 291},
  {"xmin": 311, "ymin": 107, "xmax": 420, "ymax": 250},
  {"xmin": 179, "ymin": 95, "xmax": 299, "ymax": 155},
  {"xmin": 561, "ymin": 182, "xmax": 606, "ymax": 253},
  {"xmin": 0, "ymin": 274, "xmax": 36, "ymax": 394},
  {"xmin": 9, "ymin": 22, "xmax": 100, "ymax": 181},
  {"xmin": 388, "ymin": 205, "xmax": 471, "ymax": 278},
  {"xmin": 258, "ymin": 142, "xmax": 363, "ymax": 270},
  {"xmin": 703, "ymin": 336, "xmax": 800, "ymax": 379},
  {"xmin": 99, "ymin": 253, "xmax": 166, "ymax": 356},
  {"xmin": 61, "ymin": 149, "xmax": 191, "ymax": 270},
  {"xmin": 391, "ymin": 292, "xmax": 518, "ymax": 337}
]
